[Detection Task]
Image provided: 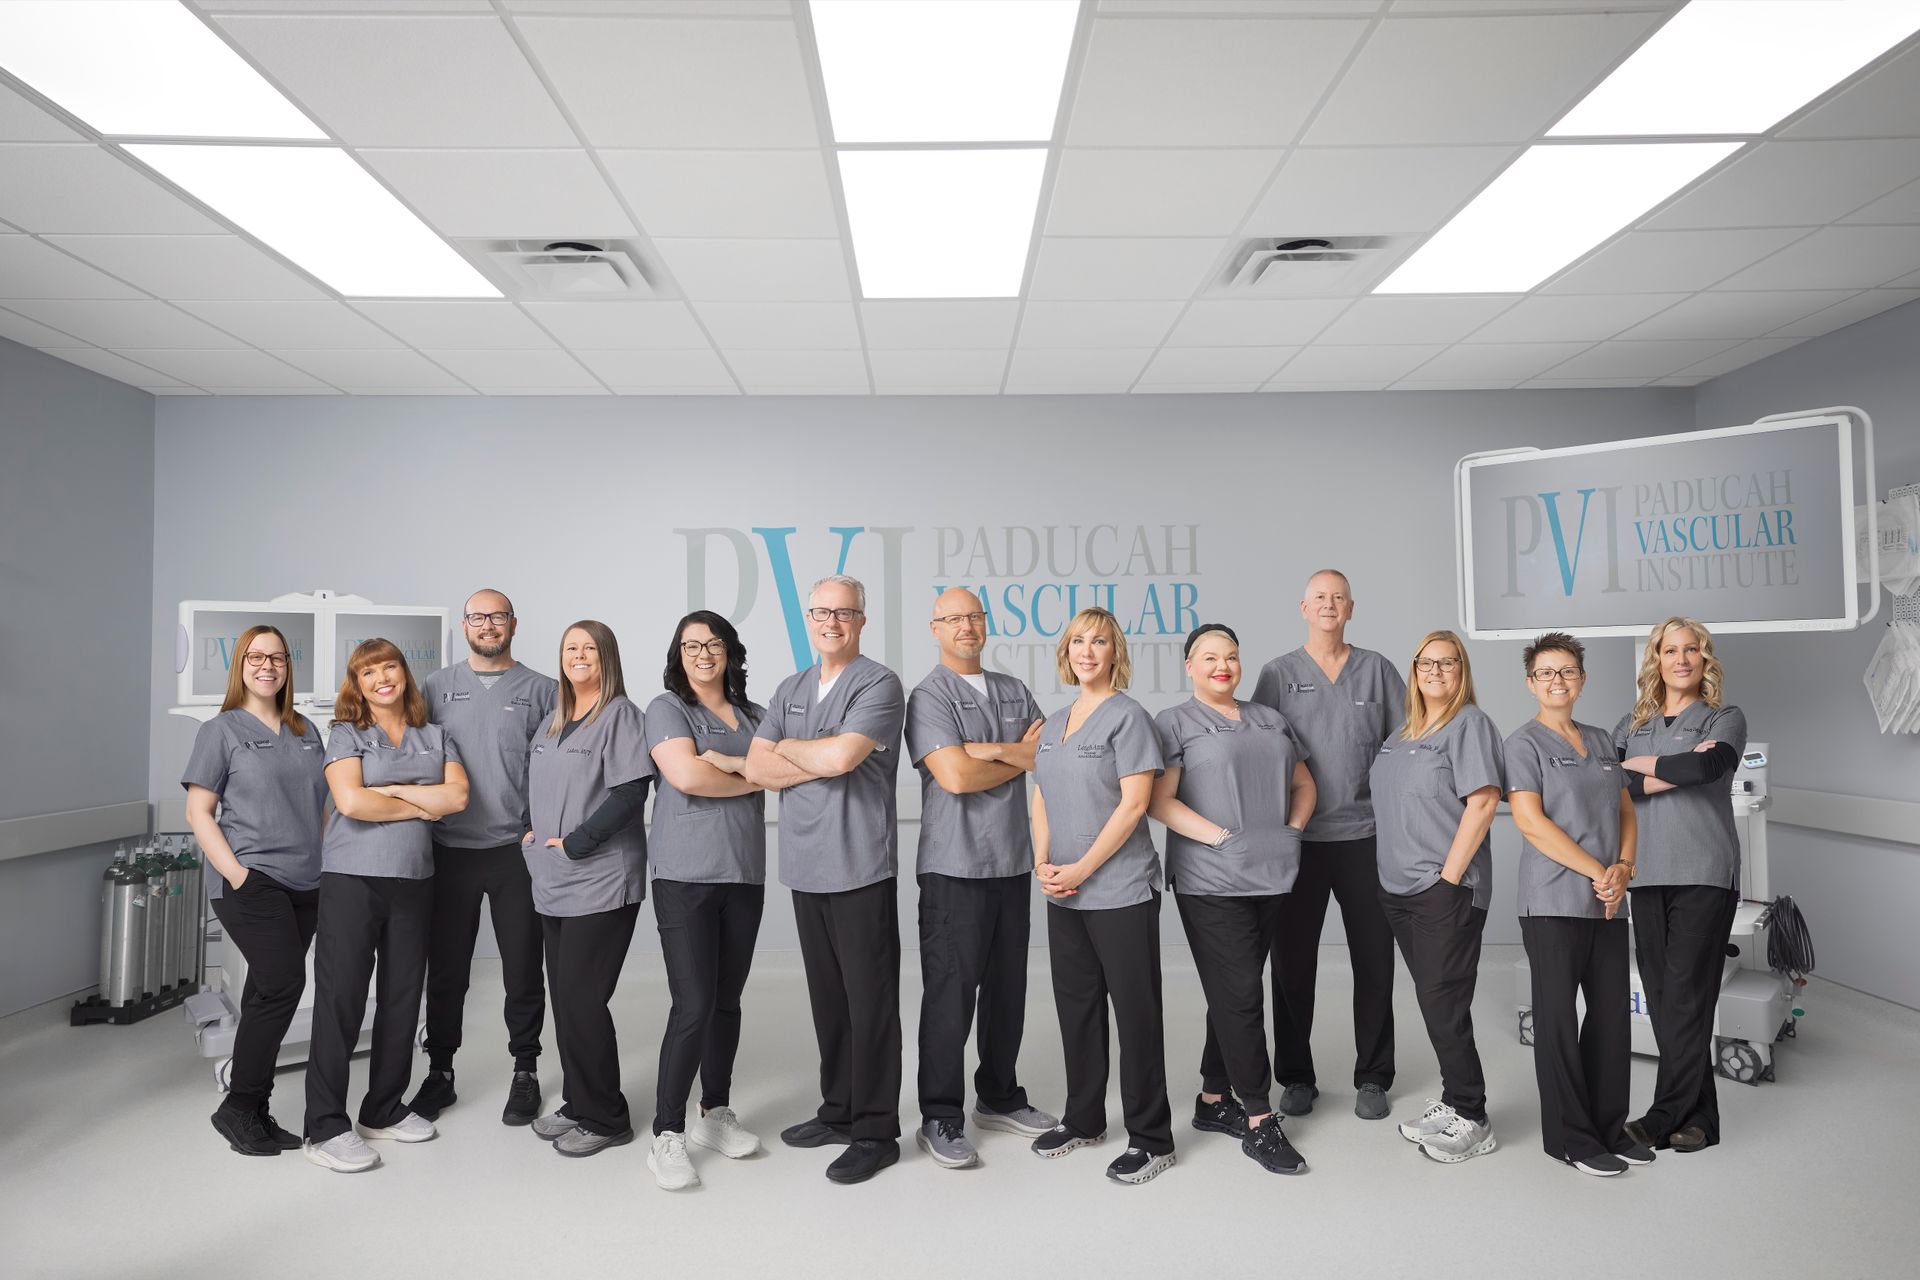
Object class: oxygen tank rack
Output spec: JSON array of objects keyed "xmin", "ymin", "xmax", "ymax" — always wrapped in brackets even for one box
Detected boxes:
[{"xmin": 70, "ymin": 980, "xmax": 199, "ymax": 1027}]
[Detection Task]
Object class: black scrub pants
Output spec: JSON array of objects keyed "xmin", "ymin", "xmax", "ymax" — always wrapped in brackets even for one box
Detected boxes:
[
  {"xmin": 210, "ymin": 874, "xmax": 319, "ymax": 1114},
  {"xmin": 917, "ymin": 871, "xmax": 1034, "ymax": 1124},
  {"xmin": 423, "ymin": 841, "xmax": 546, "ymax": 1074},
  {"xmin": 652, "ymin": 879, "xmax": 765, "ymax": 1135},
  {"xmin": 1381, "ymin": 881, "xmax": 1488, "ymax": 1125},
  {"xmin": 1520, "ymin": 915, "xmax": 1631, "ymax": 1162},
  {"xmin": 1181, "ymin": 891, "xmax": 1281, "ymax": 1119},
  {"xmin": 1048, "ymin": 896, "xmax": 1174, "ymax": 1155},
  {"xmin": 1272, "ymin": 836, "xmax": 1397, "ymax": 1091},
  {"xmin": 1631, "ymin": 883, "xmax": 1739, "ymax": 1147},
  {"xmin": 542, "ymin": 903, "xmax": 641, "ymax": 1137},
  {"xmin": 304, "ymin": 873, "xmax": 433, "ymax": 1144},
  {"xmin": 793, "ymin": 878, "xmax": 902, "ymax": 1142}
]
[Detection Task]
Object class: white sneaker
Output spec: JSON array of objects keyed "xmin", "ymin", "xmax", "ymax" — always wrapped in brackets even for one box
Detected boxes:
[
  {"xmin": 1397, "ymin": 1099, "xmax": 1454, "ymax": 1144},
  {"xmin": 1419, "ymin": 1112, "xmax": 1497, "ymax": 1164},
  {"xmin": 305, "ymin": 1132, "xmax": 381, "ymax": 1173},
  {"xmin": 648, "ymin": 1130, "xmax": 701, "ymax": 1190},
  {"xmin": 688, "ymin": 1106, "xmax": 762, "ymax": 1159},
  {"xmin": 358, "ymin": 1112, "xmax": 437, "ymax": 1143}
]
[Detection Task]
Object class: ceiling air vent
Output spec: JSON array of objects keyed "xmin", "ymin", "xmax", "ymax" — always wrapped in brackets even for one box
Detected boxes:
[
  {"xmin": 486, "ymin": 241, "xmax": 655, "ymax": 298},
  {"xmin": 1214, "ymin": 235, "xmax": 1407, "ymax": 297}
]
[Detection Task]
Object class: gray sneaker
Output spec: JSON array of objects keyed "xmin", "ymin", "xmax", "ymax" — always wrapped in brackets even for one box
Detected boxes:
[
  {"xmin": 1419, "ymin": 1112, "xmax": 1497, "ymax": 1164},
  {"xmin": 1397, "ymin": 1098, "xmax": 1454, "ymax": 1144},
  {"xmin": 917, "ymin": 1118, "xmax": 980, "ymax": 1169},
  {"xmin": 532, "ymin": 1110, "xmax": 579, "ymax": 1141},
  {"xmin": 304, "ymin": 1131, "xmax": 380, "ymax": 1173},
  {"xmin": 357, "ymin": 1112, "xmax": 436, "ymax": 1143},
  {"xmin": 553, "ymin": 1125, "xmax": 636, "ymax": 1158},
  {"xmin": 973, "ymin": 1103, "xmax": 1059, "ymax": 1139},
  {"xmin": 1354, "ymin": 1083, "xmax": 1391, "ymax": 1120}
]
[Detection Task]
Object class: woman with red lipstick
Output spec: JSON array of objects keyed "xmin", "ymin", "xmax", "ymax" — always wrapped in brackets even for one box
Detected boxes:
[{"xmin": 303, "ymin": 638, "xmax": 469, "ymax": 1174}]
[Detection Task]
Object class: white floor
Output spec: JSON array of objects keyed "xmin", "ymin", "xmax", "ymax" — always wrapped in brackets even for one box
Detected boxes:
[{"xmin": 2, "ymin": 945, "xmax": 1915, "ymax": 1280}]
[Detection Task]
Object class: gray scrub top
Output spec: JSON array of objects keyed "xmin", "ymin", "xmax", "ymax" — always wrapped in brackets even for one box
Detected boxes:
[
  {"xmin": 1369, "ymin": 704, "xmax": 1504, "ymax": 909},
  {"xmin": 1612, "ymin": 701, "xmax": 1748, "ymax": 890},
  {"xmin": 181, "ymin": 708, "xmax": 327, "ymax": 898},
  {"xmin": 1504, "ymin": 719, "xmax": 1625, "ymax": 919},
  {"xmin": 423, "ymin": 661, "xmax": 557, "ymax": 850},
  {"xmin": 321, "ymin": 720, "xmax": 461, "ymax": 880},
  {"xmin": 524, "ymin": 695, "xmax": 653, "ymax": 916},
  {"xmin": 1154, "ymin": 698, "xmax": 1307, "ymax": 898},
  {"xmin": 1251, "ymin": 646, "xmax": 1405, "ymax": 842},
  {"xmin": 906, "ymin": 664, "xmax": 1044, "ymax": 880},
  {"xmin": 645, "ymin": 693, "xmax": 767, "ymax": 886},
  {"xmin": 1033, "ymin": 693, "xmax": 1164, "ymax": 912},
  {"xmin": 754, "ymin": 655, "xmax": 906, "ymax": 894}
]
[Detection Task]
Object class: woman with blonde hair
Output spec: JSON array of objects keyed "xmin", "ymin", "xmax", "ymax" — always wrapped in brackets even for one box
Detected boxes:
[
  {"xmin": 183, "ymin": 624, "xmax": 328, "ymax": 1157},
  {"xmin": 1369, "ymin": 630, "xmax": 1504, "ymax": 1165},
  {"xmin": 1028, "ymin": 607, "xmax": 1174, "ymax": 1185},
  {"xmin": 1613, "ymin": 617, "xmax": 1747, "ymax": 1155}
]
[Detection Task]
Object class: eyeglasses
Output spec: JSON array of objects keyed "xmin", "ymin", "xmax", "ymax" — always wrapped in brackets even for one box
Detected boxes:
[
  {"xmin": 680, "ymin": 639, "xmax": 728, "ymax": 658},
  {"xmin": 241, "ymin": 653, "xmax": 289, "ymax": 670},
  {"xmin": 464, "ymin": 611, "xmax": 513, "ymax": 626},
  {"xmin": 1414, "ymin": 657, "xmax": 1462, "ymax": 673},
  {"xmin": 806, "ymin": 607, "xmax": 864, "ymax": 623},
  {"xmin": 1529, "ymin": 666, "xmax": 1584, "ymax": 683},
  {"xmin": 932, "ymin": 612, "xmax": 987, "ymax": 628}
]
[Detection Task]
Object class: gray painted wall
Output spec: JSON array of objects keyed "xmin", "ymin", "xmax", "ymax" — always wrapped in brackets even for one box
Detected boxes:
[
  {"xmin": 1693, "ymin": 300, "xmax": 1920, "ymax": 1009},
  {"xmin": 0, "ymin": 340, "xmax": 155, "ymax": 1015}
]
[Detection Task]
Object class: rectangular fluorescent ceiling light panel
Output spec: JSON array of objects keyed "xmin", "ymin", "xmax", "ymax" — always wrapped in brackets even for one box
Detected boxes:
[
  {"xmin": 0, "ymin": 1, "xmax": 324, "ymax": 139},
  {"xmin": 1376, "ymin": 142, "xmax": 1741, "ymax": 294},
  {"xmin": 811, "ymin": 0, "xmax": 1078, "ymax": 142},
  {"xmin": 1550, "ymin": 0, "xmax": 1920, "ymax": 137},
  {"xmin": 840, "ymin": 149, "xmax": 1046, "ymax": 298},
  {"xmin": 124, "ymin": 145, "xmax": 498, "ymax": 297}
]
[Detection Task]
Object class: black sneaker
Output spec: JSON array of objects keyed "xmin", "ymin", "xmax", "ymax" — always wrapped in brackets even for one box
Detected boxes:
[
  {"xmin": 1105, "ymin": 1147, "xmax": 1175, "ymax": 1184},
  {"xmin": 1031, "ymin": 1124, "xmax": 1103, "ymax": 1158},
  {"xmin": 1242, "ymin": 1115, "xmax": 1308, "ymax": 1175},
  {"xmin": 1277, "ymin": 1083, "xmax": 1319, "ymax": 1116},
  {"xmin": 258, "ymin": 1111, "xmax": 301, "ymax": 1150},
  {"xmin": 211, "ymin": 1105, "xmax": 280, "ymax": 1157},
  {"xmin": 502, "ymin": 1071, "xmax": 540, "ymax": 1126},
  {"xmin": 825, "ymin": 1138, "xmax": 900, "ymax": 1184},
  {"xmin": 780, "ymin": 1117, "xmax": 854, "ymax": 1148},
  {"xmin": 1615, "ymin": 1142, "xmax": 1657, "ymax": 1166},
  {"xmin": 407, "ymin": 1069, "xmax": 457, "ymax": 1121},
  {"xmin": 1192, "ymin": 1093, "xmax": 1247, "ymax": 1136}
]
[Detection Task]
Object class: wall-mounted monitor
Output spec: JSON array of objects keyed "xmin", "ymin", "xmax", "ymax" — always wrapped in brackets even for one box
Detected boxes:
[
  {"xmin": 330, "ymin": 609, "xmax": 447, "ymax": 692},
  {"xmin": 174, "ymin": 592, "xmax": 448, "ymax": 712},
  {"xmin": 178, "ymin": 603, "xmax": 320, "ymax": 704}
]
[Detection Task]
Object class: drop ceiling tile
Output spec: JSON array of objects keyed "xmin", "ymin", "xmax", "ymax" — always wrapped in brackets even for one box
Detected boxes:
[
  {"xmin": 175, "ymin": 300, "xmax": 406, "ymax": 348},
  {"xmin": 43, "ymin": 235, "xmax": 326, "ymax": 301},
  {"xmin": 0, "ymin": 237, "xmax": 144, "ymax": 299},
  {"xmin": 572, "ymin": 348, "xmax": 733, "ymax": 387},
  {"xmin": 2, "ymin": 299, "xmax": 247, "ymax": 347},
  {"xmin": 1716, "ymin": 226, "xmax": 1920, "ymax": 291},
  {"xmin": 1538, "ymin": 340, "xmax": 1738, "ymax": 380},
  {"xmin": 1102, "ymin": 2, "xmax": 1383, "ymax": 13},
  {"xmin": 338, "ymin": 386, "xmax": 479, "ymax": 395},
  {"xmin": 350, "ymin": 301, "xmax": 557, "ymax": 348},
  {"xmin": 1644, "ymin": 141, "xmax": 1920, "ymax": 231},
  {"xmin": 1617, "ymin": 290, "xmax": 1856, "ymax": 342},
  {"xmin": 726, "ymin": 348, "xmax": 870, "ymax": 391},
  {"xmin": 1545, "ymin": 229, "xmax": 1813, "ymax": 295},
  {"xmin": 112, "ymin": 348, "xmax": 330, "ymax": 388},
  {"xmin": 1409, "ymin": 342, "xmax": 1594, "ymax": 380},
  {"xmin": 859, "ymin": 301, "xmax": 1018, "ymax": 350},
  {"xmin": 1132, "ymin": 383, "xmax": 1264, "ymax": 394},
  {"xmin": 1017, "ymin": 300, "xmax": 1184, "ymax": 348},
  {"xmin": 430, "ymin": 348, "xmax": 602, "ymax": 392},
  {"xmin": 212, "ymin": 14, "xmax": 576, "ymax": 146},
  {"xmin": 0, "ymin": 146, "xmax": 222, "ymax": 234},
  {"xmin": 1028, "ymin": 238, "xmax": 1223, "ymax": 300},
  {"xmin": 1671, "ymin": 339, "xmax": 1805, "ymax": 379},
  {"xmin": 1165, "ymin": 299, "xmax": 1346, "ymax": 346},
  {"xmin": 739, "ymin": 383, "xmax": 870, "ymax": 395},
  {"xmin": 360, "ymin": 150, "xmax": 635, "ymax": 238},
  {"xmin": 1317, "ymin": 295, "xmax": 1514, "ymax": 344},
  {"xmin": 692, "ymin": 301, "xmax": 859, "ymax": 348},
  {"xmin": 1305, "ymin": 11, "xmax": 1665, "ymax": 145},
  {"xmin": 1768, "ymin": 288, "xmax": 1920, "ymax": 338},
  {"xmin": 39, "ymin": 347, "xmax": 188, "ymax": 387},
  {"xmin": 203, "ymin": 387, "xmax": 343, "ymax": 395},
  {"xmin": 202, "ymin": 2, "xmax": 494, "ymax": 11},
  {"xmin": 1067, "ymin": 17, "xmax": 1367, "ymax": 146},
  {"xmin": 609, "ymin": 385, "xmax": 740, "ymax": 396},
  {"xmin": 1138, "ymin": 346, "xmax": 1297, "ymax": 383},
  {"xmin": 0, "ymin": 306, "xmax": 88, "ymax": 346},
  {"xmin": 868, "ymin": 349, "xmax": 1010, "ymax": 390},
  {"xmin": 1045, "ymin": 150, "xmax": 1283, "ymax": 237},
  {"xmin": 1270, "ymin": 344, "xmax": 1445, "ymax": 381},
  {"xmin": 602, "ymin": 151, "xmax": 837, "ymax": 239},
  {"xmin": 1245, "ymin": 146, "xmax": 1516, "ymax": 235},
  {"xmin": 1004, "ymin": 382, "xmax": 1137, "ymax": 396},
  {"xmin": 1258, "ymin": 380, "xmax": 1388, "ymax": 392},
  {"xmin": 1783, "ymin": 43, "xmax": 1920, "ymax": 140},
  {"xmin": 520, "ymin": 300, "xmax": 707, "ymax": 347},
  {"xmin": 269, "ymin": 348, "xmax": 467, "ymax": 388},
  {"xmin": 875, "ymin": 385, "xmax": 1001, "ymax": 397},
  {"xmin": 517, "ymin": 17, "xmax": 818, "ymax": 147},
  {"xmin": 1006, "ymin": 347, "xmax": 1156, "ymax": 386},
  {"xmin": 506, "ymin": 2, "xmax": 793, "ymax": 13},
  {"xmin": 1391, "ymin": 379, "xmax": 1521, "ymax": 390},
  {"xmin": 1842, "ymin": 178, "xmax": 1920, "ymax": 226},
  {"xmin": 0, "ymin": 84, "xmax": 82, "ymax": 141},
  {"xmin": 478, "ymin": 386, "xmax": 609, "ymax": 396},
  {"xmin": 1521, "ymin": 377, "xmax": 1653, "ymax": 388},
  {"xmin": 1468, "ymin": 293, "xmax": 1686, "ymax": 343},
  {"xmin": 656, "ymin": 239, "xmax": 850, "ymax": 301}
]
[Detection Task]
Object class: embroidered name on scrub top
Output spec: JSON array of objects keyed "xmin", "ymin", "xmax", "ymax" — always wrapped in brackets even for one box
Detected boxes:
[
  {"xmin": 1289, "ymin": 682, "xmax": 1317, "ymax": 694},
  {"xmin": 444, "ymin": 691, "xmax": 471, "ymax": 703}
]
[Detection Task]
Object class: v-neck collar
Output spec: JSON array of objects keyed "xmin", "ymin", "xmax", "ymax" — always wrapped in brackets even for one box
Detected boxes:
[
  {"xmin": 1530, "ymin": 717, "xmax": 1589, "ymax": 760},
  {"xmin": 1059, "ymin": 693, "xmax": 1117, "ymax": 746},
  {"xmin": 235, "ymin": 707, "xmax": 287, "ymax": 739}
]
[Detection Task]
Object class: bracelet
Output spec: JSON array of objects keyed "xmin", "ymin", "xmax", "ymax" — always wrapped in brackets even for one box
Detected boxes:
[{"xmin": 1210, "ymin": 827, "xmax": 1232, "ymax": 849}]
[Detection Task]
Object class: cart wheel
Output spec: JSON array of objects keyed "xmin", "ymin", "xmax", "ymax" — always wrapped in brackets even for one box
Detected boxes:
[
  {"xmin": 1760, "ymin": 1060, "xmax": 1776, "ymax": 1084},
  {"xmin": 1517, "ymin": 1008, "xmax": 1534, "ymax": 1047},
  {"xmin": 214, "ymin": 1057, "xmax": 233, "ymax": 1092},
  {"xmin": 1715, "ymin": 1037, "xmax": 1763, "ymax": 1086}
]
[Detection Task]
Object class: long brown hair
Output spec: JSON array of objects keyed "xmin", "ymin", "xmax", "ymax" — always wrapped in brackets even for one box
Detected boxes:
[
  {"xmin": 221, "ymin": 624, "xmax": 309, "ymax": 736},
  {"xmin": 1628, "ymin": 616, "xmax": 1725, "ymax": 732},
  {"xmin": 332, "ymin": 637, "xmax": 429, "ymax": 730},
  {"xmin": 1400, "ymin": 629, "xmax": 1478, "ymax": 740},
  {"xmin": 548, "ymin": 619, "xmax": 625, "ymax": 736}
]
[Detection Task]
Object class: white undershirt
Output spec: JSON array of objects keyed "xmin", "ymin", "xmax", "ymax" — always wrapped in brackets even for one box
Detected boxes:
[
  {"xmin": 958, "ymin": 672, "xmax": 989, "ymax": 697},
  {"xmin": 817, "ymin": 672, "xmax": 840, "ymax": 698}
]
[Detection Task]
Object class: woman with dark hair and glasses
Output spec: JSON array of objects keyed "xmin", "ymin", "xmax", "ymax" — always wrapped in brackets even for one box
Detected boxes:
[{"xmin": 640, "ymin": 611, "xmax": 769, "ymax": 1190}]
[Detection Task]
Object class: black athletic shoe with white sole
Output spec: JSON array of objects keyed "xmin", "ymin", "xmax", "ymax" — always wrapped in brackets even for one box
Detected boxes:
[
  {"xmin": 1031, "ymin": 1125, "xmax": 1103, "ymax": 1158},
  {"xmin": 1192, "ymin": 1093, "xmax": 1248, "ymax": 1136},
  {"xmin": 1242, "ymin": 1115, "xmax": 1308, "ymax": 1175},
  {"xmin": 1615, "ymin": 1142, "xmax": 1657, "ymax": 1166},
  {"xmin": 502, "ymin": 1071, "xmax": 540, "ymax": 1126},
  {"xmin": 1105, "ymin": 1148, "xmax": 1176, "ymax": 1185}
]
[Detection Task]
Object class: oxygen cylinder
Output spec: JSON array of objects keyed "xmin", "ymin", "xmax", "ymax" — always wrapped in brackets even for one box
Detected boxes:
[
  {"xmin": 102, "ymin": 855, "xmax": 149, "ymax": 1007},
  {"xmin": 189, "ymin": 836, "xmax": 208, "ymax": 990},
  {"xmin": 98, "ymin": 845, "xmax": 128, "ymax": 1003},
  {"xmin": 160, "ymin": 847, "xmax": 185, "ymax": 994},
  {"xmin": 140, "ymin": 846, "xmax": 169, "ymax": 997},
  {"xmin": 174, "ymin": 839, "xmax": 202, "ymax": 987}
]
